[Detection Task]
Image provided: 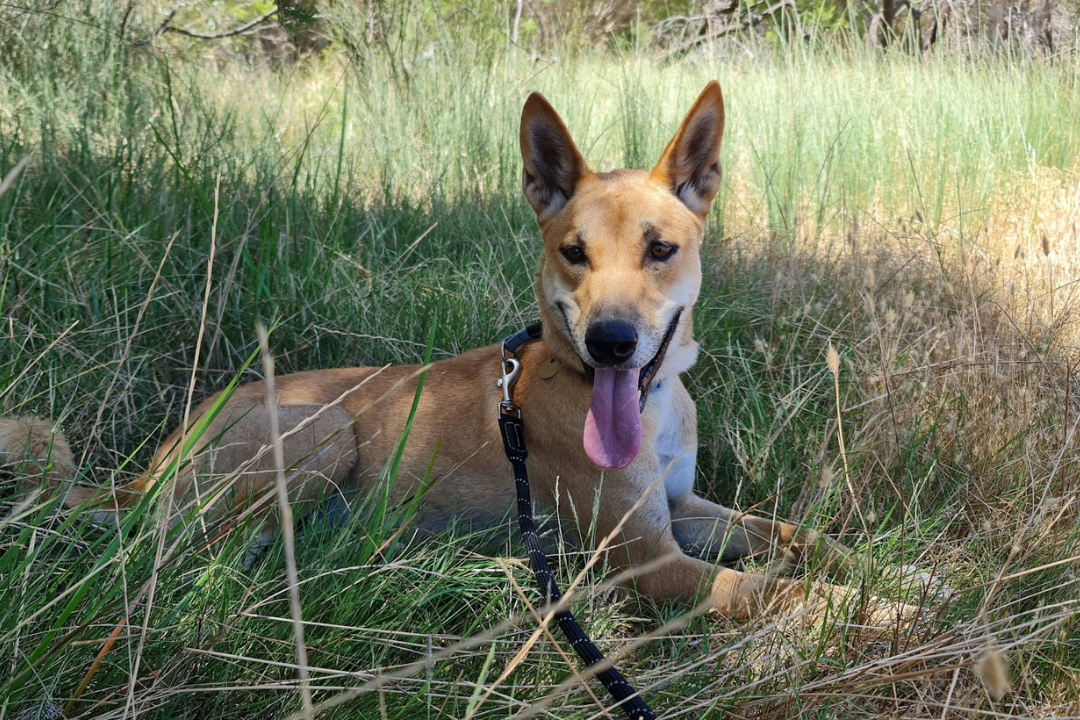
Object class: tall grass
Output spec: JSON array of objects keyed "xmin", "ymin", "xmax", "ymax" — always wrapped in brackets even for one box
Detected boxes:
[{"xmin": 3, "ymin": 11, "xmax": 1080, "ymax": 719}]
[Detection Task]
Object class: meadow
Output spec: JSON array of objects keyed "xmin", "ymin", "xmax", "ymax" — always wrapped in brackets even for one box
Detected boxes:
[{"xmin": 2, "ymin": 9, "xmax": 1080, "ymax": 719}]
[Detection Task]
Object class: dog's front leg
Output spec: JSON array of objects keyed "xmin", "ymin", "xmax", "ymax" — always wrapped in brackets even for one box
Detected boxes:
[
  {"xmin": 568, "ymin": 468, "xmax": 814, "ymax": 620},
  {"xmin": 661, "ymin": 493, "xmax": 916, "ymax": 626},
  {"xmin": 669, "ymin": 493, "xmax": 854, "ymax": 580},
  {"xmin": 657, "ymin": 382, "xmax": 853, "ymax": 579}
]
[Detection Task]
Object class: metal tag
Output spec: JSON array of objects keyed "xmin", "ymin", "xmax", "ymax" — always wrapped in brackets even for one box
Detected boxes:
[{"xmin": 538, "ymin": 358, "xmax": 559, "ymax": 379}]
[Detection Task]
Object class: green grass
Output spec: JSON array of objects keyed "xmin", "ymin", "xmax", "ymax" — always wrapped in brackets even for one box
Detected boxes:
[{"xmin": 3, "ymin": 11, "xmax": 1080, "ymax": 720}]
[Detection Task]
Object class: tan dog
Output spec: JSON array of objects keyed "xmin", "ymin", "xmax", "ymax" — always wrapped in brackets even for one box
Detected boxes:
[{"xmin": 2, "ymin": 83, "xmax": 864, "ymax": 620}]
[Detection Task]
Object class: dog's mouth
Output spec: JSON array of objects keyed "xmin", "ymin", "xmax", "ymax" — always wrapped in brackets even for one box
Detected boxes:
[{"xmin": 582, "ymin": 309, "xmax": 683, "ymax": 470}]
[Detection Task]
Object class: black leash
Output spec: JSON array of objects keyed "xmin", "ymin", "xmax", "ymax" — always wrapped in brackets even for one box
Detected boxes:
[{"xmin": 497, "ymin": 322, "xmax": 658, "ymax": 720}]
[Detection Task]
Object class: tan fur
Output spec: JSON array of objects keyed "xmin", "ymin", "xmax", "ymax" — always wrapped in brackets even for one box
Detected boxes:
[
  {"xmin": 0, "ymin": 416, "xmax": 77, "ymax": 496},
  {"xmin": 1, "ymin": 83, "xmax": 904, "ymax": 622}
]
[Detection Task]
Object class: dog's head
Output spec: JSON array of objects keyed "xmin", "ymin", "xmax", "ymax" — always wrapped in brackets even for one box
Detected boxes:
[{"xmin": 520, "ymin": 82, "xmax": 725, "ymax": 469}]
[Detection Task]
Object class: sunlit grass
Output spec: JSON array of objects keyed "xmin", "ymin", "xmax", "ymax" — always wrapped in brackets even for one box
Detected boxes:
[{"xmin": 2, "ymin": 14, "xmax": 1080, "ymax": 719}]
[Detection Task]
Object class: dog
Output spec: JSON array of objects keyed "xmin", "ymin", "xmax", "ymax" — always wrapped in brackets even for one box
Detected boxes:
[{"xmin": 2, "ymin": 82, "xmax": 881, "ymax": 621}]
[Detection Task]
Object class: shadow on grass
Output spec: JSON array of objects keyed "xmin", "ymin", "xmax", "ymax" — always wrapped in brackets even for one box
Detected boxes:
[{"xmin": 3, "ymin": 128, "xmax": 1079, "ymax": 720}]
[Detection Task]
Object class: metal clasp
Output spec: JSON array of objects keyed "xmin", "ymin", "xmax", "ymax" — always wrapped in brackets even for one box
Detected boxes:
[{"xmin": 497, "ymin": 357, "xmax": 522, "ymax": 416}]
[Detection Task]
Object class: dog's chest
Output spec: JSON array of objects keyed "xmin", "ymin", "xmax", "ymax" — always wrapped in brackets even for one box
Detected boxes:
[{"xmin": 648, "ymin": 380, "xmax": 697, "ymax": 503}]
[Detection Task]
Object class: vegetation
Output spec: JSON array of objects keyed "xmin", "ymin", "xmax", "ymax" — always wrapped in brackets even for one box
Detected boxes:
[{"xmin": 2, "ymin": 2, "xmax": 1080, "ymax": 718}]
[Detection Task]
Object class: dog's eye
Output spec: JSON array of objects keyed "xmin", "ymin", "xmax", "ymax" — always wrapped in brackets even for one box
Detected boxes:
[
  {"xmin": 648, "ymin": 241, "xmax": 676, "ymax": 261},
  {"xmin": 561, "ymin": 245, "xmax": 587, "ymax": 265}
]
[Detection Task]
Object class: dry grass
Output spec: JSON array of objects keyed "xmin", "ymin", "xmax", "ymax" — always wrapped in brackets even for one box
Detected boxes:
[
  {"xmin": 686, "ymin": 168, "xmax": 1080, "ymax": 716},
  {"xmin": 2, "ymin": 19, "xmax": 1080, "ymax": 719}
]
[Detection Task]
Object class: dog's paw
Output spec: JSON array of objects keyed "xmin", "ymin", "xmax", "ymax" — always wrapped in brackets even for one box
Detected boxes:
[
  {"xmin": 709, "ymin": 569, "xmax": 939, "ymax": 638},
  {"xmin": 850, "ymin": 593, "xmax": 926, "ymax": 632},
  {"xmin": 759, "ymin": 578, "xmax": 929, "ymax": 636},
  {"xmin": 879, "ymin": 562, "xmax": 956, "ymax": 600},
  {"xmin": 780, "ymin": 530, "xmax": 859, "ymax": 582}
]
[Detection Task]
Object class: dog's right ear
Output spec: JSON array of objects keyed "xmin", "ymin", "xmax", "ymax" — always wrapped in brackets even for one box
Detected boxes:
[{"xmin": 520, "ymin": 93, "xmax": 591, "ymax": 222}]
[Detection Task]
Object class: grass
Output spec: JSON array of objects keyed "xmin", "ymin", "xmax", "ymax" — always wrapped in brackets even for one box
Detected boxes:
[{"xmin": 3, "ymin": 11, "xmax": 1080, "ymax": 719}]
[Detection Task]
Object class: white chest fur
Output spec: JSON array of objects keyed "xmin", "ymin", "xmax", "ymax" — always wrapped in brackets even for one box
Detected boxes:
[{"xmin": 648, "ymin": 379, "xmax": 698, "ymax": 504}]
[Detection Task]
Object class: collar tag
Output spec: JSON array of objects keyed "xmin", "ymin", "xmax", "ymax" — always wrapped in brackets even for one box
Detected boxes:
[{"xmin": 538, "ymin": 358, "xmax": 559, "ymax": 379}]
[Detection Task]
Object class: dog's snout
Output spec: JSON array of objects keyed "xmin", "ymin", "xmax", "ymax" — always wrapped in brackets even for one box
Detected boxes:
[{"xmin": 585, "ymin": 320, "xmax": 638, "ymax": 367}]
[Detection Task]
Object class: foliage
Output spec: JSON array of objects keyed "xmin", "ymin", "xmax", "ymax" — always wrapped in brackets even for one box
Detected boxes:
[
  {"xmin": 4, "ymin": 0, "xmax": 1076, "ymax": 82},
  {"xmin": 2, "ymin": 5, "xmax": 1080, "ymax": 720}
]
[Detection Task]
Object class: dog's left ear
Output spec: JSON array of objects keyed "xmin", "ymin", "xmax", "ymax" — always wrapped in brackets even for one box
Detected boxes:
[{"xmin": 650, "ymin": 81, "xmax": 725, "ymax": 220}]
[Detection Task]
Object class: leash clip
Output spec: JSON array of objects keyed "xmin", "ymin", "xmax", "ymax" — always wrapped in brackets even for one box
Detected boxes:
[{"xmin": 497, "ymin": 357, "xmax": 522, "ymax": 418}]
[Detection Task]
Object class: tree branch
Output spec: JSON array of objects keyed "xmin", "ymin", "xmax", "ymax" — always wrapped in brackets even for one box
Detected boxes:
[
  {"xmin": 657, "ymin": 0, "xmax": 794, "ymax": 62},
  {"xmin": 158, "ymin": 8, "xmax": 279, "ymax": 41}
]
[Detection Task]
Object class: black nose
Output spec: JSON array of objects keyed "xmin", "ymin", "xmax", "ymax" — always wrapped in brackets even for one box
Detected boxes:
[{"xmin": 585, "ymin": 320, "xmax": 638, "ymax": 367}]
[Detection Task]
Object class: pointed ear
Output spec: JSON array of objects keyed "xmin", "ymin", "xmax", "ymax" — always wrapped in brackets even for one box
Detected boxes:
[
  {"xmin": 649, "ymin": 81, "xmax": 725, "ymax": 220},
  {"xmin": 520, "ymin": 92, "xmax": 591, "ymax": 222}
]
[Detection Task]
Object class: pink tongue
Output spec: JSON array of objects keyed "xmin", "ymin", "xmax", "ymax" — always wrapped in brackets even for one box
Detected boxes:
[{"xmin": 583, "ymin": 368, "xmax": 642, "ymax": 469}]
